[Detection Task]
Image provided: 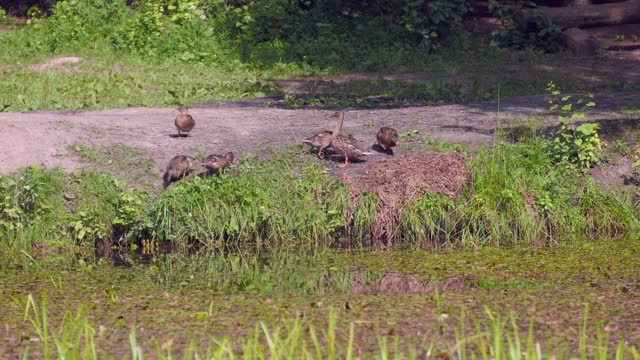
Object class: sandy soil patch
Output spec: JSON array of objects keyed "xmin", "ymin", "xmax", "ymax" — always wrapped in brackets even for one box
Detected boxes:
[{"xmin": 0, "ymin": 92, "xmax": 638, "ymax": 185}]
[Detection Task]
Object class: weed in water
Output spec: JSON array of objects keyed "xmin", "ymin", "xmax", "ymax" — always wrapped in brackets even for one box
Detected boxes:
[{"xmin": 11, "ymin": 294, "xmax": 640, "ymax": 359}]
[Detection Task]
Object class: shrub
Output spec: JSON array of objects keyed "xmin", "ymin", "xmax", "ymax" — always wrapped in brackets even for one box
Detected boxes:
[
  {"xmin": 546, "ymin": 82, "xmax": 601, "ymax": 172},
  {"xmin": 0, "ymin": 167, "xmax": 66, "ymax": 246},
  {"xmin": 23, "ymin": 0, "xmax": 468, "ymax": 68},
  {"xmin": 488, "ymin": 0, "xmax": 561, "ymax": 52},
  {"xmin": 0, "ymin": 167, "xmax": 149, "ymax": 247},
  {"xmin": 44, "ymin": 0, "xmax": 129, "ymax": 51}
]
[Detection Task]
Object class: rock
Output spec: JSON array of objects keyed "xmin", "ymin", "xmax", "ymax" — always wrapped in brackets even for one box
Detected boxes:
[{"xmin": 560, "ymin": 27, "xmax": 603, "ymax": 54}]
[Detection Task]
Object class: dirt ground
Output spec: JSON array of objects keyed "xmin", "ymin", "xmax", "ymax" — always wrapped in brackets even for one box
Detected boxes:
[{"xmin": 1, "ymin": 92, "xmax": 639, "ymax": 184}]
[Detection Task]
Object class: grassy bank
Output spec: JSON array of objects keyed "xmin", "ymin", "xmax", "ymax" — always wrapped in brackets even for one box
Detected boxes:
[{"xmin": 2, "ymin": 138, "xmax": 638, "ymax": 250}]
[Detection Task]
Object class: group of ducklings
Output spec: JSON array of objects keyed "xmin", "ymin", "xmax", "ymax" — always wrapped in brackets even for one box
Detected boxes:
[
  {"xmin": 303, "ymin": 111, "xmax": 399, "ymax": 167},
  {"xmin": 164, "ymin": 107, "xmax": 234, "ymax": 185}
]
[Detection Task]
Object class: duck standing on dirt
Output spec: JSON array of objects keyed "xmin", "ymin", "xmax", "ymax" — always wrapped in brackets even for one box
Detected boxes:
[
  {"xmin": 202, "ymin": 151, "xmax": 235, "ymax": 173},
  {"xmin": 174, "ymin": 106, "xmax": 195, "ymax": 137},
  {"xmin": 329, "ymin": 111, "xmax": 372, "ymax": 167},
  {"xmin": 376, "ymin": 127, "xmax": 399, "ymax": 155},
  {"xmin": 163, "ymin": 155, "xmax": 196, "ymax": 185},
  {"xmin": 302, "ymin": 130, "xmax": 333, "ymax": 159}
]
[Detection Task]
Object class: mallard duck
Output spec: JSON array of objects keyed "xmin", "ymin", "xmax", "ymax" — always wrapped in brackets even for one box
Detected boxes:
[
  {"xmin": 164, "ymin": 155, "xmax": 195, "ymax": 184},
  {"xmin": 302, "ymin": 130, "xmax": 333, "ymax": 159},
  {"xmin": 203, "ymin": 151, "xmax": 235, "ymax": 173},
  {"xmin": 376, "ymin": 127, "xmax": 399, "ymax": 154},
  {"xmin": 174, "ymin": 106, "xmax": 195, "ymax": 137},
  {"xmin": 329, "ymin": 111, "xmax": 372, "ymax": 167}
]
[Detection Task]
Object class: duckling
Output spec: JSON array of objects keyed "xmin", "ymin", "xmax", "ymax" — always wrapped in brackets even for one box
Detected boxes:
[
  {"xmin": 202, "ymin": 151, "xmax": 235, "ymax": 173},
  {"xmin": 174, "ymin": 106, "xmax": 195, "ymax": 137},
  {"xmin": 329, "ymin": 111, "xmax": 372, "ymax": 167},
  {"xmin": 376, "ymin": 127, "xmax": 399, "ymax": 154},
  {"xmin": 302, "ymin": 130, "xmax": 333, "ymax": 159},
  {"xmin": 164, "ymin": 155, "xmax": 195, "ymax": 184}
]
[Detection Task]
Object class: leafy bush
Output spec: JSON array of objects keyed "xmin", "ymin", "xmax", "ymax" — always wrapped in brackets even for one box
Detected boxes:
[
  {"xmin": 488, "ymin": 0, "xmax": 561, "ymax": 52},
  {"xmin": 0, "ymin": 167, "xmax": 66, "ymax": 246},
  {"xmin": 214, "ymin": 0, "xmax": 467, "ymax": 67},
  {"xmin": 15, "ymin": 0, "xmax": 468, "ymax": 69},
  {"xmin": 42, "ymin": 0, "xmax": 129, "ymax": 51},
  {"xmin": 66, "ymin": 171, "xmax": 149, "ymax": 245},
  {"xmin": 546, "ymin": 82, "xmax": 602, "ymax": 172},
  {"xmin": 0, "ymin": 167, "xmax": 148, "ymax": 247}
]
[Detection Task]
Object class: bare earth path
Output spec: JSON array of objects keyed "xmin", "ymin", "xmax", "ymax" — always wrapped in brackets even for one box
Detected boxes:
[{"xmin": 1, "ymin": 92, "xmax": 639, "ymax": 177}]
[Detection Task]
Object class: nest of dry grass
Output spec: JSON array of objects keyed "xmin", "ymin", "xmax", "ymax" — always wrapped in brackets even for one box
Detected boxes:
[{"xmin": 342, "ymin": 151, "xmax": 470, "ymax": 248}]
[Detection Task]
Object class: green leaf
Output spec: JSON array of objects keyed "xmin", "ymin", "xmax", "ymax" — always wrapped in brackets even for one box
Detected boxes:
[
  {"xmin": 576, "ymin": 123, "xmax": 599, "ymax": 135},
  {"xmin": 569, "ymin": 113, "xmax": 585, "ymax": 121}
]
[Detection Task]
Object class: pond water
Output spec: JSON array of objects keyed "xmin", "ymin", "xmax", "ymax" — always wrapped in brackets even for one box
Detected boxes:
[{"xmin": 1, "ymin": 239, "xmax": 639, "ymax": 358}]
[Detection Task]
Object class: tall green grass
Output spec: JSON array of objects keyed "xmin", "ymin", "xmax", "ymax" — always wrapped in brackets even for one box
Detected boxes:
[
  {"xmin": 401, "ymin": 140, "xmax": 639, "ymax": 247},
  {"xmin": 2, "ymin": 143, "xmax": 639, "ymax": 250},
  {"xmin": 150, "ymin": 144, "xmax": 638, "ymax": 250},
  {"xmin": 13, "ymin": 294, "xmax": 640, "ymax": 359},
  {"xmin": 151, "ymin": 151, "xmax": 350, "ymax": 249}
]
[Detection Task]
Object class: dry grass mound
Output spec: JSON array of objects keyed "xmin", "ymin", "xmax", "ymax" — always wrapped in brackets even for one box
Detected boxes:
[{"xmin": 343, "ymin": 151, "xmax": 470, "ymax": 249}]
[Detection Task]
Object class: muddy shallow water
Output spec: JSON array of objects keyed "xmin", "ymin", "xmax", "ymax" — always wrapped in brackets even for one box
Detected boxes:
[{"xmin": 1, "ymin": 239, "xmax": 639, "ymax": 358}]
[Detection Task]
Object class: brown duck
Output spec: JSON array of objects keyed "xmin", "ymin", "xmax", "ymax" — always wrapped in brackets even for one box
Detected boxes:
[
  {"xmin": 164, "ymin": 155, "xmax": 196, "ymax": 184},
  {"xmin": 376, "ymin": 127, "xmax": 399, "ymax": 154},
  {"xmin": 302, "ymin": 130, "xmax": 333, "ymax": 159},
  {"xmin": 203, "ymin": 151, "xmax": 235, "ymax": 173},
  {"xmin": 329, "ymin": 111, "xmax": 372, "ymax": 167},
  {"xmin": 174, "ymin": 106, "xmax": 195, "ymax": 137}
]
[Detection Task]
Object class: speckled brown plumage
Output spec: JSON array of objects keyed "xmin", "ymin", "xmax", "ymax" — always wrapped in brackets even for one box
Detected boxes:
[
  {"xmin": 328, "ymin": 111, "xmax": 372, "ymax": 167},
  {"xmin": 376, "ymin": 127, "xmax": 399, "ymax": 154},
  {"xmin": 203, "ymin": 151, "xmax": 235, "ymax": 172},
  {"xmin": 164, "ymin": 155, "xmax": 195, "ymax": 184},
  {"xmin": 174, "ymin": 106, "xmax": 195, "ymax": 137},
  {"xmin": 302, "ymin": 130, "xmax": 333, "ymax": 159}
]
